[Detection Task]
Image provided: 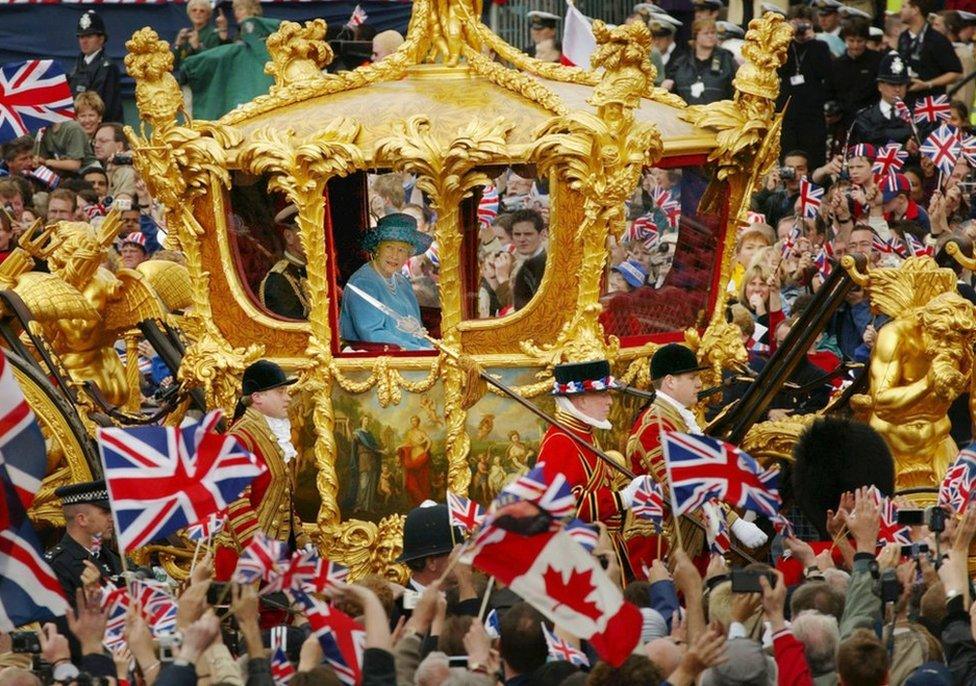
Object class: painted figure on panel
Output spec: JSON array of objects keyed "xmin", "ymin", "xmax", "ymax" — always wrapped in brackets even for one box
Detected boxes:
[{"xmin": 398, "ymin": 415, "xmax": 433, "ymax": 505}]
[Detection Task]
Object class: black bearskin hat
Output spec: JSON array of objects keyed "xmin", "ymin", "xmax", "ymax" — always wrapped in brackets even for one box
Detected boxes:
[{"xmin": 792, "ymin": 417, "xmax": 895, "ymax": 540}]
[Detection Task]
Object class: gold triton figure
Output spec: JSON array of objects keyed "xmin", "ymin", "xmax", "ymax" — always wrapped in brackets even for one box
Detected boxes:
[
  {"xmin": 848, "ymin": 256, "xmax": 976, "ymax": 491},
  {"xmin": 1, "ymin": 211, "xmax": 166, "ymax": 407}
]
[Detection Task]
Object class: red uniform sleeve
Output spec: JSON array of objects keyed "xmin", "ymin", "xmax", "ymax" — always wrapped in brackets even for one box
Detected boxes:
[
  {"xmin": 772, "ymin": 629, "xmax": 814, "ymax": 686},
  {"xmin": 538, "ymin": 432, "xmax": 623, "ymax": 526}
]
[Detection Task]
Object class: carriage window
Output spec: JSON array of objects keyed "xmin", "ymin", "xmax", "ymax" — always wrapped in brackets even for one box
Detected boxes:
[
  {"xmin": 599, "ymin": 163, "xmax": 722, "ymax": 339},
  {"xmin": 468, "ymin": 167, "xmax": 551, "ymax": 319},
  {"xmin": 226, "ymin": 172, "xmax": 311, "ymax": 321}
]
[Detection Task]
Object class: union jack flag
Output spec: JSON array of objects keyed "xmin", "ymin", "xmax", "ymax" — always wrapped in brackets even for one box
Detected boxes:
[
  {"xmin": 702, "ymin": 499, "xmax": 730, "ymax": 555},
  {"xmin": 872, "ymin": 233, "xmax": 899, "ymax": 256},
  {"xmin": 345, "ymin": 4, "xmax": 368, "ymax": 28},
  {"xmin": 913, "ymin": 94, "xmax": 952, "ymax": 124},
  {"xmin": 814, "ymin": 246, "xmax": 832, "ymax": 280},
  {"xmin": 961, "ymin": 134, "xmax": 976, "ymax": 166},
  {"xmin": 270, "ymin": 645, "xmax": 296, "ymax": 686},
  {"xmin": 781, "ymin": 221, "xmax": 801, "ymax": 257},
  {"xmin": 872, "ymin": 143, "xmax": 908, "ymax": 180},
  {"xmin": 770, "ymin": 512, "xmax": 795, "ymax": 539},
  {"xmin": 0, "ymin": 351, "xmax": 67, "ymax": 631},
  {"xmin": 565, "ymin": 519, "xmax": 600, "ymax": 552},
  {"xmin": 100, "ymin": 586, "xmax": 130, "ymax": 652},
  {"xmin": 920, "ymin": 123, "xmax": 961, "ymax": 175},
  {"xmin": 663, "ymin": 432, "xmax": 781, "ymax": 518},
  {"xmin": 291, "ymin": 589, "xmax": 365, "ymax": 685},
  {"xmin": 894, "ymin": 99, "xmax": 913, "ymax": 123},
  {"xmin": 939, "ymin": 448, "xmax": 976, "ymax": 514},
  {"xmin": 0, "ymin": 60, "xmax": 73, "ymax": 144},
  {"xmin": 264, "ymin": 548, "xmax": 349, "ymax": 595},
  {"xmin": 627, "ymin": 214, "xmax": 659, "ymax": 248},
  {"xmin": 798, "ymin": 177, "xmax": 823, "ymax": 219},
  {"xmin": 542, "ymin": 624, "xmax": 590, "ymax": 667},
  {"xmin": 233, "ymin": 531, "xmax": 287, "ymax": 585},
  {"xmin": 0, "ymin": 350, "xmax": 46, "ymax": 510},
  {"xmin": 447, "ymin": 491, "xmax": 485, "ymax": 532},
  {"xmin": 630, "ymin": 476, "xmax": 664, "ymax": 528},
  {"xmin": 865, "ymin": 487, "xmax": 912, "ymax": 545},
  {"xmin": 28, "ymin": 164, "xmax": 59, "ymax": 190},
  {"xmin": 904, "ymin": 233, "xmax": 933, "ymax": 258},
  {"xmin": 132, "ymin": 579, "xmax": 177, "ymax": 636},
  {"xmin": 495, "ymin": 466, "xmax": 577, "ymax": 520},
  {"xmin": 478, "ymin": 184, "xmax": 499, "ymax": 228},
  {"xmin": 186, "ymin": 511, "xmax": 227, "ymax": 542},
  {"xmin": 484, "ymin": 608, "xmax": 501, "ymax": 639},
  {"xmin": 90, "ymin": 533, "xmax": 102, "ymax": 558},
  {"xmin": 651, "ymin": 186, "xmax": 681, "ymax": 229},
  {"xmin": 97, "ymin": 410, "xmax": 266, "ymax": 552}
]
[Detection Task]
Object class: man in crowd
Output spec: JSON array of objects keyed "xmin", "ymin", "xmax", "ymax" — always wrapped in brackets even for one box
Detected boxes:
[
  {"xmin": 371, "ymin": 30, "xmax": 404, "ymax": 61},
  {"xmin": 81, "ymin": 165, "xmax": 109, "ymax": 202},
  {"xmin": 119, "ymin": 232, "xmax": 149, "ymax": 269},
  {"xmin": 815, "ymin": 0, "xmax": 846, "ymax": 56},
  {"xmin": 777, "ymin": 6, "xmax": 832, "ymax": 170},
  {"xmin": 2, "ymin": 136, "xmax": 35, "ymax": 179},
  {"xmin": 509, "ymin": 208, "xmax": 547, "ymax": 311},
  {"xmin": 46, "ymin": 188, "xmax": 78, "ymax": 222},
  {"xmin": 259, "ymin": 205, "xmax": 309, "ymax": 320},
  {"xmin": 651, "ymin": 15, "xmax": 685, "ymax": 68},
  {"xmin": 753, "ymin": 150, "xmax": 809, "ymax": 228},
  {"xmin": 693, "ymin": 0, "xmax": 723, "ymax": 23},
  {"xmin": 828, "ymin": 18, "xmax": 882, "ymax": 129},
  {"xmin": 45, "ymin": 480, "xmax": 122, "ymax": 605},
  {"xmin": 68, "ymin": 10, "xmax": 123, "ymax": 123},
  {"xmin": 525, "ymin": 10, "xmax": 560, "ymax": 57},
  {"xmin": 898, "ymin": 0, "xmax": 962, "ymax": 100},
  {"xmin": 851, "ymin": 52, "xmax": 917, "ymax": 149},
  {"xmin": 92, "ymin": 123, "xmax": 137, "ymax": 198}
]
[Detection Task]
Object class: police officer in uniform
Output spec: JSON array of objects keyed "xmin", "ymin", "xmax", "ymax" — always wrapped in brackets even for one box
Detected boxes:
[
  {"xmin": 851, "ymin": 52, "xmax": 919, "ymax": 149},
  {"xmin": 259, "ymin": 206, "xmax": 310, "ymax": 320},
  {"xmin": 391, "ymin": 503, "xmax": 479, "ymax": 627},
  {"xmin": 68, "ymin": 10, "xmax": 123, "ymax": 123},
  {"xmin": 45, "ymin": 479, "xmax": 122, "ymax": 603}
]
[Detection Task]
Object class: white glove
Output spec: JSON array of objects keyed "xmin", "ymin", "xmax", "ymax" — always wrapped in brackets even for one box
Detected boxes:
[
  {"xmin": 619, "ymin": 475, "xmax": 650, "ymax": 507},
  {"xmin": 731, "ymin": 518, "xmax": 768, "ymax": 548}
]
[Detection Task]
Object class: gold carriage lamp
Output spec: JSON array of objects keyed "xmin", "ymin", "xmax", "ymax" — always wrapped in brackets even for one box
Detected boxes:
[{"xmin": 122, "ymin": 3, "xmax": 794, "ymax": 572}]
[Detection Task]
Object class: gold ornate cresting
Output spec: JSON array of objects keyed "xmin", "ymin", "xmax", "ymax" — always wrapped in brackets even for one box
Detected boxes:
[
  {"xmin": 375, "ymin": 116, "xmax": 513, "ymax": 495},
  {"xmin": 845, "ymin": 256, "xmax": 976, "ymax": 492},
  {"xmin": 527, "ymin": 20, "xmax": 663, "ymax": 366},
  {"xmin": 237, "ymin": 122, "xmax": 364, "ymax": 528},
  {"xmin": 124, "ymin": 28, "xmax": 260, "ymax": 412},
  {"xmin": 264, "ymin": 20, "xmax": 332, "ymax": 97}
]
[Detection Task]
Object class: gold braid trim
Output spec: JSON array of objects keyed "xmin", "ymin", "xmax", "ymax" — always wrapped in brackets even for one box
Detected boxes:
[{"xmin": 329, "ymin": 355, "xmax": 442, "ymax": 407}]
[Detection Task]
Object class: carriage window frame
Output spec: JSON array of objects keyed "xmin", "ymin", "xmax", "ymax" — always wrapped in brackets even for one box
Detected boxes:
[{"xmin": 605, "ymin": 153, "xmax": 729, "ymax": 348}]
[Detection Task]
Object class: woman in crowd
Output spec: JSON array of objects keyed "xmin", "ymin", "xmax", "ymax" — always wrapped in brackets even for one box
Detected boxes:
[
  {"xmin": 73, "ymin": 92, "xmax": 104, "ymax": 142},
  {"xmin": 173, "ymin": 0, "xmax": 228, "ymax": 66},
  {"xmin": 340, "ymin": 212, "xmax": 433, "ymax": 350},
  {"xmin": 738, "ymin": 260, "xmax": 783, "ymax": 352},
  {"xmin": 663, "ymin": 18, "xmax": 737, "ymax": 105}
]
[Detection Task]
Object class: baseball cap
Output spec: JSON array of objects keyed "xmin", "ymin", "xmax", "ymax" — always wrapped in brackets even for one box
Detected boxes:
[{"xmin": 881, "ymin": 173, "xmax": 911, "ymax": 203}]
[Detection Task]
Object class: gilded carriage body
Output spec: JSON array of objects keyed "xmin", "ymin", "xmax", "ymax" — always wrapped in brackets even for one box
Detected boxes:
[{"xmin": 3, "ymin": 0, "xmax": 804, "ymax": 576}]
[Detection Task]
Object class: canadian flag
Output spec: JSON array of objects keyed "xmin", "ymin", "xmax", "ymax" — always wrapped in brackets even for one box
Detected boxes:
[
  {"xmin": 561, "ymin": 3, "xmax": 597, "ymax": 68},
  {"xmin": 463, "ymin": 520, "xmax": 642, "ymax": 667}
]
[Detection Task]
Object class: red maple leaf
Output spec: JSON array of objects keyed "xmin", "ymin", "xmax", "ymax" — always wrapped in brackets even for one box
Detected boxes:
[{"xmin": 542, "ymin": 565, "xmax": 602, "ymax": 621}]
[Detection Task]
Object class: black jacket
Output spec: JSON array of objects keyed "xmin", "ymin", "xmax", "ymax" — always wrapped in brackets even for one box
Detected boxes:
[
  {"xmin": 897, "ymin": 23, "xmax": 963, "ymax": 98},
  {"xmin": 512, "ymin": 251, "xmax": 547, "ymax": 311},
  {"xmin": 828, "ymin": 49, "xmax": 883, "ymax": 125},
  {"xmin": 777, "ymin": 39, "xmax": 832, "ymax": 124},
  {"xmin": 68, "ymin": 49, "xmax": 123, "ymax": 122},
  {"xmin": 850, "ymin": 101, "xmax": 916, "ymax": 148},
  {"xmin": 45, "ymin": 532, "xmax": 123, "ymax": 604},
  {"xmin": 666, "ymin": 47, "xmax": 736, "ymax": 105}
]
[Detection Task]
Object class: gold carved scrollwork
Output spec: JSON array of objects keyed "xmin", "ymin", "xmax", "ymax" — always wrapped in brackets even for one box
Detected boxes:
[
  {"xmin": 264, "ymin": 20, "xmax": 332, "ymax": 98},
  {"xmin": 237, "ymin": 121, "xmax": 364, "ymax": 528},
  {"xmin": 330, "ymin": 356, "xmax": 442, "ymax": 408},
  {"xmin": 125, "ymin": 28, "xmax": 259, "ymax": 413},
  {"xmin": 526, "ymin": 20, "xmax": 663, "ymax": 368},
  {"xmin": 375, "ymin": 115, "xmax": 513, "ymax": 495},
  {"xmin": 310, "ymin": 515, "xmax": 408, "ymax": 583}
]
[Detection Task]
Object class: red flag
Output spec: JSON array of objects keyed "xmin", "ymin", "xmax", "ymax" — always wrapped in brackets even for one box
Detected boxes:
[{"xmin": 463, "ymin": 521, "xmax": 641, "ymax": 667}]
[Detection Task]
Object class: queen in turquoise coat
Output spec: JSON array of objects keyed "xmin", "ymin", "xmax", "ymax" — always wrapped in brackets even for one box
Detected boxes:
[{"xmin": 340, "ymin": 213, "xmax": 434, "ymax": 351}]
